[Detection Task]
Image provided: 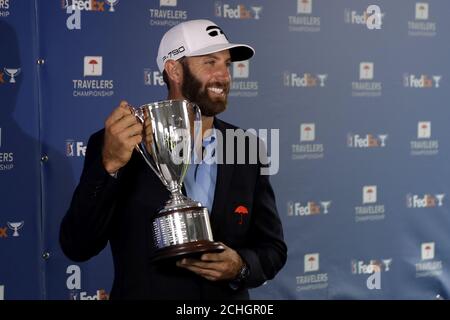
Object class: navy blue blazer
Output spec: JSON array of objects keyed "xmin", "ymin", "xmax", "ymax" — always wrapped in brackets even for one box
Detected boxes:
[{"xmin": 60, "ymin": 118, "xmax": 287, "ymax": 300}]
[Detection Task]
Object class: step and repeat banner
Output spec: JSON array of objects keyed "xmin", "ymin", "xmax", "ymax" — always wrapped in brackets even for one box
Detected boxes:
[{"xmin": 1, "ymin": 0, "xmax": 450, "ymax": 300}]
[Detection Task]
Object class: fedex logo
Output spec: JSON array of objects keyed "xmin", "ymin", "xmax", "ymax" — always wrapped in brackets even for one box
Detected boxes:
[
  {"xmin": 404, "ymin": 74, "xmax": 441, "ymax": 88},
  {"xmin": 215, "ymin": 3, "xmax": 262, "ymax": 20},
  {"xmin": 406, "ymin": 194, "xmax": 445, "ymax": 208},
  {"xmin": 347, "ymin": 134, "xmax": 388, "ymax": 148},
  {"xmin": 284, "ymin": 72, "xmax": 327, "ymax": 87},
  {"xmin": 352, "ymin": 259, "xmax": 392, "ymax": 274},
  {"xmin": 288, "ymin": 201, "xmax": 331, "ymax": 216},
  {"xmin": 66, "ymin": 140, "xmax": 86, "ymax": 157}
]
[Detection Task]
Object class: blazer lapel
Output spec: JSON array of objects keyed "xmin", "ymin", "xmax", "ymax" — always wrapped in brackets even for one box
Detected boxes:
[{"xmin": 210, "ymin": 118, "xmax": 234, "ymax": 239}]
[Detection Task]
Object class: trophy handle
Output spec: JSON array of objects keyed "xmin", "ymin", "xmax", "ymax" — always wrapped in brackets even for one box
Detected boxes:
[
  {"xmin": 131, "ymin": 106, "xmax": 164, "ymax": 182},
  {"xmin": 188, "ymin": 102, "xmax": 203, "ymax": 162}
]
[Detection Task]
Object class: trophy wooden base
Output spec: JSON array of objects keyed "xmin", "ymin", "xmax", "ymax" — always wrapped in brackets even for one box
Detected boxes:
[{"xmin": 151, "ymin": 240, "xmax": 225, "ymax": 262}]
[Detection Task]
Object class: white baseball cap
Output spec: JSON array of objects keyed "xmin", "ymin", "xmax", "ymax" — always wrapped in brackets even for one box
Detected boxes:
[{"xmin": 156, "ymin": 19, "xmax": 255, "ymax": 72}]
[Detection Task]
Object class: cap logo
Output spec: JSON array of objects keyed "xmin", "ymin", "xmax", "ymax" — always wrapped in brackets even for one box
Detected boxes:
[
  {"xmin": 162, "ymin": 45, "xmax": 186, "ymax": 64},
  {"xmin": 206, "ymin": 25, "xmax": 227, "ymax": 39}
]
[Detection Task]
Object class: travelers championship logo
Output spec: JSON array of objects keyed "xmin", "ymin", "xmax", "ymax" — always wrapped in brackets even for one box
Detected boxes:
[
  {"xmin": 354, "ymin": 186, "xmax": 386, "ymax": 222},
  {"xmin": 410, "ymin": 121, "xmax": 439, "ymax": 156},
  {"xmin": 63, "ymin": 0, "xmax": 119, "ymax": 30},
  {"xmin": 149, "ymin": 0, "xmax": 188, "ymax": 27},
  {"xmin": 408, "ymin": 2, "xmax": 437, "ymax": 37},
  {"xmin": 72, "ymin": 56, "xmax": 114, "ymax": 97},
  {"xmin": 0, "ymin": 0, "xmax": 11, "ymax": 18},
  {"xmin": 296, "ymin": 253, "xmax": 328, "ymax": 292},
  {"xmin": 291, "ymin": 123, "xmax": 325, "ymax": 160},
  {"xmin": 415, "ymin": 242, "xmax": 443, "ymax": 278},
  {"xmin": 229, "ymin": 60, "xmax": 258, "ymax": 98},
  {"xmin": 351, "ymin": 62, "xmax": 382, "ymax": 97},
  {"xmin": 0, "ymin": 128, "xmax": 14, "ymax": 172},
  {"xmin": 288, "ymin": 0, "xmax": 321, "ymax": 33}
]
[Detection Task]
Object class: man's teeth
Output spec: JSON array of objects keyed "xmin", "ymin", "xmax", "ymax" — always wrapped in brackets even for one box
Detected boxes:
[{"xmin": 208, "ymin": 87, "xmax": 224, "ymax": 94}]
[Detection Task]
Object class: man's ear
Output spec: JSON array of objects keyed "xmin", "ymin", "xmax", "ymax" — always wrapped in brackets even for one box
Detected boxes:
[{"xmin": 165, "ymin": 59, "xmax": 183, "ymax": 85}]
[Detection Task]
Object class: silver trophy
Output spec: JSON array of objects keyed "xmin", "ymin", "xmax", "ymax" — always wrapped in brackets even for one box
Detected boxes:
[
  {"xmin": 133, "ymin": 100, "xmax": 224, "ymax": 261},
  {"xmin": 106, "ymin": 0, "xmax": 118, "ymax": 12},
  {"xmin": 4, "ymin": 68, "xmax": 21, "ymax": 83}
]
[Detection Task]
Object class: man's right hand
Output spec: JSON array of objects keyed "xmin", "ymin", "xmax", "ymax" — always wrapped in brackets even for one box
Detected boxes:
[{"xmin": 102, "ymin": 101, "xmax": 143, "ymax": 174}]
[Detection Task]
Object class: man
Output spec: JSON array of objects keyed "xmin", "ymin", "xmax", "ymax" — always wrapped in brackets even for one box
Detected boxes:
[{"xmin": 60, "ymin": 19, "xmax": 287, "ymax": 300}]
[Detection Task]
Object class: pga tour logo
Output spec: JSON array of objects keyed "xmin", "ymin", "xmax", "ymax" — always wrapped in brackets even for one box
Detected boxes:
[
  {"xmin": 66, "ymin": 140, "xmax": 86, "ymax": 157},
  {"xmin": 144, "ymin": 69, "xmax": 164, "ymax": 86}
]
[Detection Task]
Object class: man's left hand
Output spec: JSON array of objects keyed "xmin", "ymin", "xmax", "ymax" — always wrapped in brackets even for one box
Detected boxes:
[{"xmin": 176, "ymin": 243, "xmax": 243, "ymax": 281}]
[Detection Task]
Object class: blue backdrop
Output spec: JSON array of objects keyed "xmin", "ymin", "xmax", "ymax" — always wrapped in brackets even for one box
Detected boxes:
[{"xmin": 1, "ymin": 0, "xmax": 450, "ymax": 300}]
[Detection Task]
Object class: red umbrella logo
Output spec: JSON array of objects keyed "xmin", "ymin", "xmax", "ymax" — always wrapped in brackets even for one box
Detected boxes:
[
  {"xmin": 234, "ymin": 205, "xmax": 249, "ymax": 225},
  {"xmin": 89, "ymin": 59, "xmax": 98, "ymax": 73}
]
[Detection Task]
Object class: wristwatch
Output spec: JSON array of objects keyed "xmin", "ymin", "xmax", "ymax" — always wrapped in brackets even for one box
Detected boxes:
[{"xmin": 234, "ymin": 262, "xmax": 250, "ymax": 283}]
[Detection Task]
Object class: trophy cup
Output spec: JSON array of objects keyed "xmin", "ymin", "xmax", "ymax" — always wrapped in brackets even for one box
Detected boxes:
[
  {"xmin": 7, "ymin": 221, "xmax": 24, "ymax": 237},
  {"xmin": 4, "ymin": 68, "xmax": 21, "ymax": 83},
  {"xmin": 133, "ymin": 100, "xmax": 224, "ymax": 261},
  {"xmin": 106, "ymin": 0, "xmax": 118, "ymax": 12}
]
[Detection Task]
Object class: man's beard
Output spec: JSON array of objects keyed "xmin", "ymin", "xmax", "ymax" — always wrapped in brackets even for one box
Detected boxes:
[{"xmin": 181, "ymin": 62, "xmax": 229, "ymax": 117}]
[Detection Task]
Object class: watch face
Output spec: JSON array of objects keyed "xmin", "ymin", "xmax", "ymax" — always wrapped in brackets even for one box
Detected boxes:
[{"xmin": 239, "ymin": 264, "xmax": 249, "ymax": 280}]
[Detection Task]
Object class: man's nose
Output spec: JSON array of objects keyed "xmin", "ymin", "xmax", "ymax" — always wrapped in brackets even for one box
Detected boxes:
[{"xmin": 215, "ymin": 64, "xmax": 231, "ymax": 81}]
